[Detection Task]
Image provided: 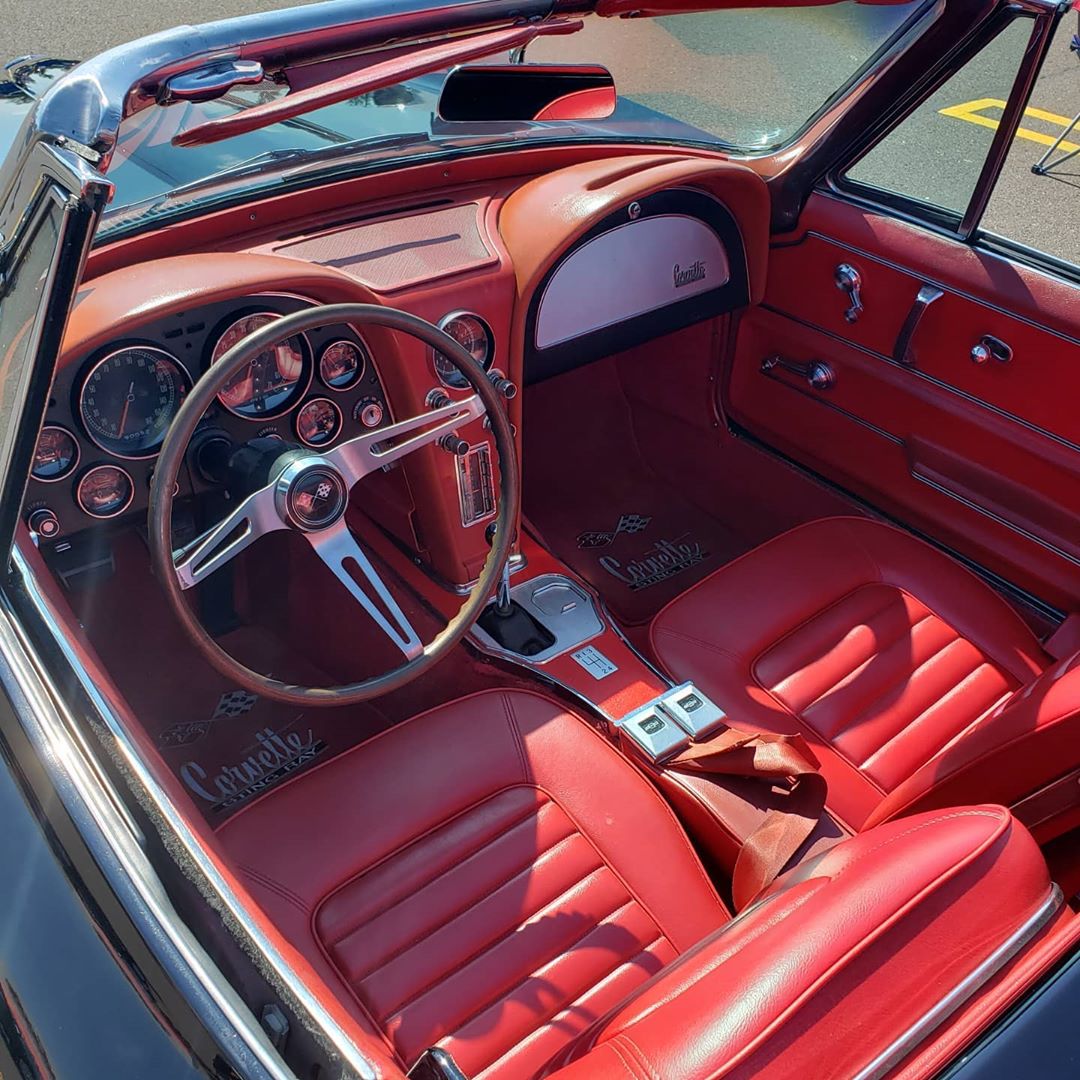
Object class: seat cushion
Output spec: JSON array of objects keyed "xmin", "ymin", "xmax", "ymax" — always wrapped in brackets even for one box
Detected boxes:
[
  {"xmin": 650, "ymin": 516, "xmax": 1049, "ymax": 829},
  {"xmin": 216, "ymin": 689, "xmax": 728, "ymax": 1077}
]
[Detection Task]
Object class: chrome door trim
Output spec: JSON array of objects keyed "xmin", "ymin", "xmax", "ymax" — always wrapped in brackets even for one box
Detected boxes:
[
  {"xmin": 758, "ymin": 302, "xmax": 1080, "ymax": 458},
  {"xmin": 852, "ymin": 884, "xmax": 1062, "ymax": 1080},
  {"xmin": 10, "ymin": 545, "xmax": 380, "ymax": 1079}
]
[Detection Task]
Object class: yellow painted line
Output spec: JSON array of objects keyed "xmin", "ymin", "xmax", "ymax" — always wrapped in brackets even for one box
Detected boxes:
[{"xmin": 938, "ymin": 97, "xmax": 1078, "ymax": 153}]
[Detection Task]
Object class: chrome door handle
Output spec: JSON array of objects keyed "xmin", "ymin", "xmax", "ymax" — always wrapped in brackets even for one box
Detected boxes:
[
  {"xmin": 761, "ymin": 354, "xmax": 836, "ymax": 390},
  {"xmin": 894, "ymin": 283, "xmax": 944, "ymax": 367},
  {"xmin": 834, "ymin": 263, "xmax": 863, "ymax": 324},
  {"xmin": 971, "ymin": 334, "xmax": 1013, "ymax": 365}
]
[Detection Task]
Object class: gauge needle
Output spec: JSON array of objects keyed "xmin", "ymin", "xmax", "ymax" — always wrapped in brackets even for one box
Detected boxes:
[{"xmin": 118, "ymin": 381, "xmax": 135, "ymax": 435}]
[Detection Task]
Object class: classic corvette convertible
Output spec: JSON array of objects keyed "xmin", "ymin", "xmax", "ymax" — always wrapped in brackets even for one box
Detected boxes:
[{"xmin": 1, "ymin": 0, "xmax": 1079, "ymax": 1075}]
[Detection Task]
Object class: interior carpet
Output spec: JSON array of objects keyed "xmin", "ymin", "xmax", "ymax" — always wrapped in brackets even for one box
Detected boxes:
[
  {"xmin": 524, "ymin": 377, "xmax": 744, "ymax": 626},
  {"xmin": 522, "ymin": 339, "xmax": 868, "ymax": 628},
  {"xmin": 528, "ymin": 475, "xmax": 744, "ymax": 625}
]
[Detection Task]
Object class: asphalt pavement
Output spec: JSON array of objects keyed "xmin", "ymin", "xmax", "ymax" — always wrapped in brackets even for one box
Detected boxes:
[{"xmin": 2, "ymin": 0, "xmax": 1076, "ymax": 265}]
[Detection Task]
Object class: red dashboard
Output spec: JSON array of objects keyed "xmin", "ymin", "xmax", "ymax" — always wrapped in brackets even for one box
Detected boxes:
[{"xmin": 25, "ymin": 149, "xmax": 769, "ymax": 591}]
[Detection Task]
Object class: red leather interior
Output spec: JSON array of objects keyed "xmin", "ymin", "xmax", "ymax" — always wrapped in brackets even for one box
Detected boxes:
[
  {"xmin": 650, "ymin": 516, "xmax": 1055, "ymax": 830},
  {"xmin": 215, "ymin": 683, "xmax": 1059, "ymax": 1079},
  {"xmin": 550, "ymin": 805, "xmax": 1054, "ymax": 1080},
  {"xmin": 727, "ymin": 191, "xmax": 1080, "ymax": 609},
  {"xmin": 216, "ymin": 689, "xmax": 728, "ymax": 1076}
]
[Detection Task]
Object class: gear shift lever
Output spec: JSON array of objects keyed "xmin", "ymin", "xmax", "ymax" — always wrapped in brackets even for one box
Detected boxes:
[
  {"xmin": 477, "ymin": 526, "xmax": 556, "ymax": 656},
  {"xmin": 486, "ymin": 523, "xmax": 514, "ymax": 616}
]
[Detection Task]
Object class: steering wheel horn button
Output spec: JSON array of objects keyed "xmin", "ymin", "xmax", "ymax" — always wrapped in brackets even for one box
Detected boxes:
[{"xmin": 276, "ymin": 458, "xmax": 349, "ymax": 531}]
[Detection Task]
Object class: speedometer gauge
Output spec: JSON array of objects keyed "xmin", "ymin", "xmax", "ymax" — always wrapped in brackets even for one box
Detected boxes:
[
  {"xmin": 79, "ymin": 347, "xmax": 191, "ymax": 458},
  {"xmin": 432, "ymin": 312, "xmax": 494, "ymax": 390},
  {"xmin": 212, "ymin": 312, "xmax": 311, "ymax": 419}
]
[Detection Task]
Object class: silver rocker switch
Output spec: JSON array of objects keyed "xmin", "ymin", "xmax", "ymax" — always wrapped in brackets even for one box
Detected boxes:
[
  {"xmin": 617, "ymin": 703, "xmax": 690, "ymax": 762},
  {"xmin": 658, "ymin": 682, "xmax": 727, "ymax": 739}
]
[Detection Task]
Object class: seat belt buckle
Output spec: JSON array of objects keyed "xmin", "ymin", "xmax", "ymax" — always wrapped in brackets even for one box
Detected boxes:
[
  {"xmin": 617, "ymin": 702, "xmax": 690, "ymax": 762},
  {"xmin": 657, "ymin": 682, "xmax": 727, "ymax": 739}
]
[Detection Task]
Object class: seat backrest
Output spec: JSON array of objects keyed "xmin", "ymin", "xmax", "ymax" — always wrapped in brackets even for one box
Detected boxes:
[
  {"xmin": 550, "ymin": 805, "xmax": 1060, "ymax": 1080},
  {"xmin": 867, "ymin": 653, "xmax": 1080, "ymax": 839}
]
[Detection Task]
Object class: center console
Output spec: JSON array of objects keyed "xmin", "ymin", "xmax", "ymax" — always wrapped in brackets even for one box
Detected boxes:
[{"xmin": 462, "ymin": 535, "xmax": 848, "ymax": 884}]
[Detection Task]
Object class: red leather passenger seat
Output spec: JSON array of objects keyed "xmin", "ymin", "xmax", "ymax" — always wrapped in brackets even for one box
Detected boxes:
[
  {"xmin": 217, "ymin": 688, "xmax": 1060, "ymax": 1079},
  {"xmin": 650, "ymin": 516, "xmax": 1078, "ymax": 833}
]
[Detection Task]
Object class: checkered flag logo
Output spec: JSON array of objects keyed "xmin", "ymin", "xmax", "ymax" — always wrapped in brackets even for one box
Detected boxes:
[
  {"xmin": 212, "ymin": 690, "xmax": 260, "ymax": 720},
  {"xmin": 577, "ymin": 512, "xmax": 652, "ymax": 549},
  {"xmin": 615, "ymin": 514, "xmax": 650, "ymax": 536}
]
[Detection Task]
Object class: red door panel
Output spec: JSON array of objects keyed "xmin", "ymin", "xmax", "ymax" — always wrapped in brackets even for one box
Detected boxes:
[{"xmin": 728, "ymin": 192, "xmax": 1080, "ymax": 609}]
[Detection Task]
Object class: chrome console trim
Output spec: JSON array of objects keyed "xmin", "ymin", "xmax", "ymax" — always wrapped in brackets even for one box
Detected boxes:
[
  {"xmin": 853, "ymin": 883, "xmax": 1063, "ymax": 1080},
  {"xmin": 469, "ymin": 571, "xmax": 604, "ymax": 663},
  {"xmin": 10, "ymin": 545, "xmax": 379, "ymax": 1079}
]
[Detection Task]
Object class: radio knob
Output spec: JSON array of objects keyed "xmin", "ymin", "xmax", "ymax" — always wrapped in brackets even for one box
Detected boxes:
[
  {"xmin": 488, "ymin": 372, "xmax": 518, "ymax": 399},
  {"xmin": 27, "ymin": 507, "xmax": 60, "ymax": 540},
  {"xmin": 439, "ymin": 434, "xmax": 470, "ymax": 457}
]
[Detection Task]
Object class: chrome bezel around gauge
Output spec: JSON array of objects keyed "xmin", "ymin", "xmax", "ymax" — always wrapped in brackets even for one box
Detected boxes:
[
  {"xmin": 78, "ymin": 345, "xmax": 193, "ymax": 460},
  {"xmin": 31, "ymin": 424, "xmax": 81, "ymax": 483},
  {"xmin": 295, "ymin": 397, "xmax": 344, "ymax": 448},
  {"xmin": 318, "ymin": 338, "xmax": 368, "ymax": 392},
  {"xmin": 211, "ymin": 310, "xmax": 313, "ymax": 420},
  {"xmin": 431, "ymin": 311, "xmax": 495, "ymax": 390},
  {"xmin": 75, "ymin": 464, "xmax": 135, "ymax": 519}
]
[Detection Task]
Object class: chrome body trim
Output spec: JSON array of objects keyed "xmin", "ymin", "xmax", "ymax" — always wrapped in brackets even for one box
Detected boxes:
[
  {"xmin": 0, "ymin": 0, "xmax": 566, "ymax": 178},
  {"xmin": 10, "ymin": 544, "xmax": 379, "ymax": 1077},
  {"xmin": 853, "ymin": 883, "xmax": 1063, "ymax": 1080}
]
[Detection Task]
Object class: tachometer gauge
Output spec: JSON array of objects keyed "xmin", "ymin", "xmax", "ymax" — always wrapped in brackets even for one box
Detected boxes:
[
  {"xmin": 295, "ymin": 398, "xmax": 343, "ymax": 448},
  {"xmin": 32, "ymin": 425, "xmax": 79, "ymax": 482},
  {"xmin": 432, "ymin": 312, "xmax": 494, "ymax": 390},
  {"xmin": 79, "ymin": 346, "xmax": 191, "ymax": 458},
  {"xmin": 76, "ymin": 465, "xmax": 134, "ymax": 519},
  {"xmin": 212, "ymin": 312, "xmax": 311, "ymax": 419},
  {"xmin": 319, "ymin": 339, "xmax": 367, "ymax": 391}
]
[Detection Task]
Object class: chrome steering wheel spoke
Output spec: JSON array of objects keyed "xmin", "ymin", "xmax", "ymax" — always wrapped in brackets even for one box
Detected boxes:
[
  {"xmin": 304, "ymin": 518, "xmax": 423, "ymax": 660},
  {"xmin": 327, "ymin": 393, "xmax": 484, "ymax": 486},
  {"xmin": 174, "ymin": 481, "xmax": 284, "ymax": 589}
]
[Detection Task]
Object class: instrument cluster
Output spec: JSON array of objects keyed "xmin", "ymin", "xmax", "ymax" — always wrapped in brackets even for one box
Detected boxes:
[{"xmin": 25, "ymin": 295, "xmax": 392, "ymax": 542}]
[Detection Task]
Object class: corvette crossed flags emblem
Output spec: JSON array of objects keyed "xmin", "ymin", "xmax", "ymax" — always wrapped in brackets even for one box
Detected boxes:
[{"xmin": 576, "ymin": 513, "xmax": 652, "ymax": 549}]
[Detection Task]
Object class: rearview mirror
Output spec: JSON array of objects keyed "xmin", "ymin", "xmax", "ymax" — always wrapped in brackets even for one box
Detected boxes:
[{"xmin": 438, "ymin": 64, "xmax": 617, "ymax": 123}]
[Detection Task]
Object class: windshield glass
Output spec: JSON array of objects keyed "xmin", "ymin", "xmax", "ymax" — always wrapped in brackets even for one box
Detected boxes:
[{"xmin": 100, "ymin": 0, "xmax": 923, "ymax": 234}]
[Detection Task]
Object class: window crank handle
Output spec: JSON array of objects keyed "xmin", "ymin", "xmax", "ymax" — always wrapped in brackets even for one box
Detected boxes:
[{"xmin": 834, "ymin": 263, "xmax": 863, "ymax": 323}]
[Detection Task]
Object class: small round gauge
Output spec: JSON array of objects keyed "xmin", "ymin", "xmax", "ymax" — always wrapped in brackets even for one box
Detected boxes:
[
  {"xmin": 32, "ymin": 425, "xmax": 80, "ymax": 482},
  {"xmin": 79, "ymin": 346, "xmax": 191, "ymax": 458},
  {"xmin": 212, "ymin": 312, "xmax": 311, "ymax": 420},
  {"xmin": 76, "ymin": 465, "xmax": 134, "ymax": 519},
  {"xmin": 432, "ymin": 312, "xmax": 494, "ymax": 390},
  {"xmin": 295, "ymin": 398, "xmax": 343, "ymax": 448},
  {"xmin": 319, "ymin": 339, "xmax": 367, "ymax": 391}
]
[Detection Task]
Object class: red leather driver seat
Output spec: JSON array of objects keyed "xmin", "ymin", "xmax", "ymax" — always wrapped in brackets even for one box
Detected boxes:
[
  {"xmin": 216, "ymin": 688, "xmax": 1060, "ymax": 1079},
  {"xmin": 650, "ymin": 516, "xmax": 1079, "ymax": 837}
]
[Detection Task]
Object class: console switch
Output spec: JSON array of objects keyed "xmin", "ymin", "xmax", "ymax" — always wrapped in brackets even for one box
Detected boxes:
[
  {"xmin": 658, "ymin": 682, "xmax": 727, "ymax": 739},
  {"xmin": 616, "ymin": 704, "xmax": 689, "ymax": 762}
]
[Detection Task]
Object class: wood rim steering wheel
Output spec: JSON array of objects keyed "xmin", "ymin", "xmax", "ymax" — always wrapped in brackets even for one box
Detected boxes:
[{"xmin": 148, "ymin": 303, "xmax": 517, "ymax": 706}]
